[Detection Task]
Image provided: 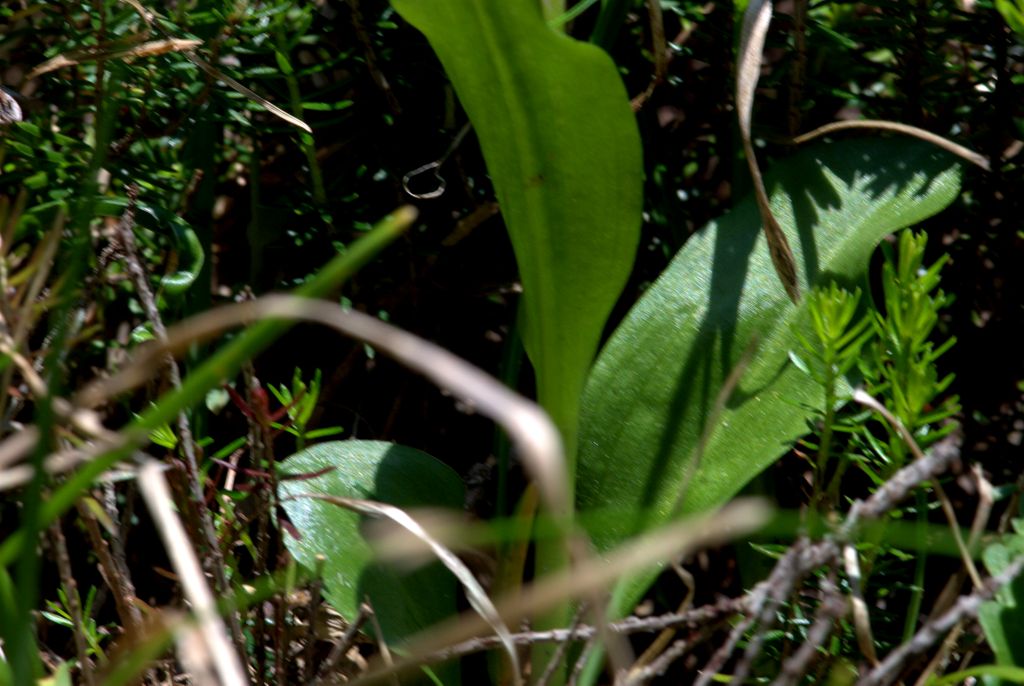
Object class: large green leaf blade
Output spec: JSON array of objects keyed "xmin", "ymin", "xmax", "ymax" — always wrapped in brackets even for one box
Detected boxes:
[
  {"xmin": 577, "ymin": 137, "xmax": 962, "ymax": 613},
  {"xmin": 278, "ymin": 441, "xmax": 464, "ymax": 643},
  {"xmin": 390, "ymin": 0, "xmax": 643, "ymax": 452}
]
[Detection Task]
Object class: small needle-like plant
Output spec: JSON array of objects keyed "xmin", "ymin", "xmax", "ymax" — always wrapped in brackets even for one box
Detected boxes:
[
  {"xmin": 866, "ymin": 230, "xmax": 959, "ymax": 470},
  {"xmin": 268, "ymin": 368, "xmax": 343, "ymax": 451},
  {"xmin": 797, "ymin": 231, "xmax": 959, "ymax": 509},
  {"xmin": 853, "ymin": 229, "xmax": 961, "ymax": 644},
  {"xmin": 792, "ymin": 283, "xmax": 874, "ymax": 510},
  {"xmin": 41, "ymin": 585, "xmax": 108, "ymax": 662}
]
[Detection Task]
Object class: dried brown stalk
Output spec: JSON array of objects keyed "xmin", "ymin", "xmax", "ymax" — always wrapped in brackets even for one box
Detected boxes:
[
  {"xmin": 535, "ymin": 604, "xmax": 587, "ymax": 686},
  {"xmin": 793, "ymin": 120, "xmax": 990, "ymax": 171},
  {"xmin": 110, "ymin": 187, "xmax": 248, "ymax": 661},
  {"xmin": 136, "ymin": 461, "xmax": 248, "ymax": 686},
  {"xmin": 49, "ymin": 517, "xmax": 96, "ymax": 686},
  {"xmin": 75, "ymin": 499, "xmax": 144, "ymax": 636},
  {"xmin": 768, "ymin": 576, "xmax": 845, "ymax": 686},
  {"xmin": 736, "ymin": 0, "xmax": 801, "ymax": 303},
  {"xmin": 312, "ymin": 602, "xmax": 373, "ymax": 686}
]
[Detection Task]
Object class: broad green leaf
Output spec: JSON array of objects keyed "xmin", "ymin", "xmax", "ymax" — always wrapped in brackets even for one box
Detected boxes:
[
  {"xmin": 390, "ymin": 0, "xmax": 642, "ymax": 458},
  {"xmin": 979, "ymin": 521, "xmax": 1024, "ymax": 686},
  {"xmin": 278, "ymin": 441, "xmax": 464, "ymax": 643},
  {"xmin": 577, "ymin": 137, "xmax": 962, "ymax": 617}
]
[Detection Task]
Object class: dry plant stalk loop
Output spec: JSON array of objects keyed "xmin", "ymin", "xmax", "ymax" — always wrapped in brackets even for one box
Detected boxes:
[
  {"xmin": 292, "ymin": 493, "xmax": 522, "ymax": 686},
  {"xmin": 77, "ymin": 294, "xmax": 571, "ymax": 524},
  {"xmin": 793, "ymin": 120, "xmax": 990, "ymax": 171},
  {"xmin": 736, "ymin": 0, "xmax": 801, "ymax": 303}
]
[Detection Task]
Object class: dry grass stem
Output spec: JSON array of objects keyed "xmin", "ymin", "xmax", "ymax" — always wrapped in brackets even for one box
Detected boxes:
[
  {"xmin": 352, "ymin": 500, "xmax": 770, "ymax": 685},
  {"xmin": 626, "ymin": 563, "xmax": 695, "ymax": 677},
  {"xmin": 111, "ymin": 193, "xmax": 248, "ymax": 658},
  {"xmin": 346, "ymin": 0, "xmax": 402, "ymax": 116},
  {"xmin": 535, "ymin": 605, "xmax": 587, "ymax": 686},
  {"xmin": 109, "ymin": 0, "xmax": 310, "ymax": 133},
  {"xmin": 911, "ymin": 620, "xmax": 966, "ymax": 686},
  {"xmin": 49, "ymin": 517, "xmax": 96, "ymax": 686},
  {"xmin": 852, "ymin": 390, "xmax": 982, "ymax": 588},
  {"xmin": 736, "ymin": 0, "xmax": 801, "ymax": 303},
  {"xmin": 621, "ymin": 636, "xmax": 694, "ymax": 686},
  {"xmin": 912, "ymin": 468, "xmax": 996, "ymax": 685},
  {"xmin": 841, "ymin": 433, "xmax": 962, "ymax": 536},
  {"xmin": 692, "ymin": 541, "xmax": 806, "ymax": 686},
  {"xmin": 11, "ymin": 215, "xmax": 63, "ymax": 347},
  {"xmin": 136, "ymin": 461, "xmax": 248, "ymax": 686},
  {"xmin": 186, "ymin": 54, "xmax": 313, "ymax": 133},
  {"xmin": 370, "ymin": 597, "xmax": 746, "ymax": 671},
  {"xmin": 855, "ymin": 555, "xmax": 1024, "ymax": 686},
  {"xmin": 793, "ymin": 120, "xmax": 990, "ymax": 170},
  {"xmin": 27, "ymin": 38, "xmax": 202, "ymax": 79},
  {"xmin": 77, "ymin": 295, "xmax": 571, "ymax": 523},
  {"xmin": 76, "ymin": 499, "xmax": 144, "ymax": 636},
  {"xmin": 303, "ymin": 556, "xmax": 326, "ymax": 683},
  {"xmin": 629, "ymin": 0, "xmax": 667, "ymax": 111},
  {"xmin": 312, "ymin": 602, "xmax": 373, "ymax": 686},
  {"xmin": 568, "ymin": 638, "xmax": 598, "ymax": 686},
  {"xmin": 726, "ymin": 542, "xmax": 816, "ymax": 686},
  {"xmin": 294, "ymin": 493, "xmax": 522, "ymax": 686},
  {"xmin": 0, "ymin": 422, "xmax": 39, "ymax": 470},
  {"xmin": 116, "ymin": 0, "xmax": 154, "ymax": 23},
  {"xmin": 768, "ymin": 577, "xmax": 844, "ymax": 686},
  {"xmin": 844, "ymin": 543, "xmax": 879, "ymax": 665},
  {"xmin": 366, "ymin": 602, "xmax": 399, "ymax": 686},
  {"xmin": 926, "ymin": 465, "xmax": 994, "ymax": 620}
]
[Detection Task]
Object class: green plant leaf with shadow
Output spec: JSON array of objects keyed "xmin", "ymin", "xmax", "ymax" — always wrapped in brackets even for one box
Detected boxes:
[
  {"xmin": 389, "ymin": 0, "xmax": 642, "ymax": 468},
  {"xmin": 979, "ymin": 520, "xmax": 1024, "ymax": 686},
  {"xmin": 577, "ymin": 137, "xmax": 963, "ymax": 622},
  {"xmin": 278, "ymin": 441, "xmax": 464, "ymax": 645}
]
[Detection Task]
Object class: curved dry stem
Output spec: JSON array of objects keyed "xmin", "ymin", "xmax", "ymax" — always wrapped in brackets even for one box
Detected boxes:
[
  {"xmin": 353, "ymin": 499, "xmax": 771, "ymax": 686},
  {"xmin": 0, "ymin": 335, "xmax": 130, "ymax": 488},
  {"xmin": 852, "ymin": 389, "xmax": 982, "ymax": 589},
  {"xmin": 0, "ymin": 427, "xmax": 40, "ymax": 472},
  {"xmin": 77, "ymin": 294, "xmax": 570, "ymax": 521},
  {"xmin": 844, "ymin": 543, "xmax": 879, "ymax": 666},
  {"xmin": 855, "ymin": 555, "xmax": 1024, "ymax": 686},
  {"xmin": 109, "ymin": 0, "xmax": 309, "ymax": 133},
  {"xmin": 291, "ymin": 493, "xmax": 522, "ymax": 686},
  {"xmin": 736, "ymin": 0, "xmax": 800, "ymax": 303},
  {"xmin": 59, "ymin": 291, "xmax": 767, "ymax": 685},
  {"xmin": 136, "ymin": 461, "xmax": 247, "ymax": 686},
  {"xmin": 793, "ymin": 120, "xmax": 990, "ymax": 171}
]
